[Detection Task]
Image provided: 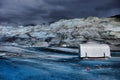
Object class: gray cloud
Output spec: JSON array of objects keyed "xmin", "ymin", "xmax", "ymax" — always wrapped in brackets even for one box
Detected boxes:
[{"xmin": 0, "ymin": 0, "xmax": 120, "ymax": 25}]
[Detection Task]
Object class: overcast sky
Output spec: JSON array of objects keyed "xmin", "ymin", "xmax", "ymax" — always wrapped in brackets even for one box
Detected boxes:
[{"xmin": 0, "ymin": 0, "xmax": 120, "ymax": 25}]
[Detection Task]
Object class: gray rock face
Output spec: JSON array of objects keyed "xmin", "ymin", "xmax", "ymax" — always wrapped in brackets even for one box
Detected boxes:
[
  {"xmin": 18, "ymin": 34, "xmax": 29, "ymax": 39},
  {"xmin": 30, "ymin": 32, "xmax": 48, "ymax": 38},
  {"xmin": 0, "ymin": 17, "xmax": 120, "ymax": 49}
]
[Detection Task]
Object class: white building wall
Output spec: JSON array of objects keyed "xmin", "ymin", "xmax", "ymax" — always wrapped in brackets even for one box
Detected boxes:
[{"xmin": 79, "ymin": 43, "xmax": 111, "ymax": 58}]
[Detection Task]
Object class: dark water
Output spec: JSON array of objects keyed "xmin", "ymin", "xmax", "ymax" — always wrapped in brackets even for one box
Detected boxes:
[{"xmin": 0, "ymin": 47, "xmax": 120, "ymax": 80}]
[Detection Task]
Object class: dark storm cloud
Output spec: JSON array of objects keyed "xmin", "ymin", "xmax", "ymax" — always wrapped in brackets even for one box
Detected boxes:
[
  {"xmin": 0, "ymin": 0, "xmax": 120, "ymax": 25},
  {"xmin": 46, "ymin": 0, "xmax": 120, "ymax": 19}
]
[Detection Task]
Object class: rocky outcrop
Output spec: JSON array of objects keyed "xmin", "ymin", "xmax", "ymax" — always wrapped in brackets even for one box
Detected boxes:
[{"xmin": 0, "ymin": 17, "xmax": 120, "ymax": 50}]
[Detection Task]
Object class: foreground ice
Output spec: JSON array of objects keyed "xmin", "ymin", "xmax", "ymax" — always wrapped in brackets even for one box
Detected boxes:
[{"xmin": 0, "ymin": 46, "xmax": 120, "ymax": 80}]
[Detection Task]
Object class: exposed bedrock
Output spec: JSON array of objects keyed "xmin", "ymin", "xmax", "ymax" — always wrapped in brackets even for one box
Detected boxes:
[{"xmin": 0, "ymin": 17, "xmax": 120, "ymax": 50}]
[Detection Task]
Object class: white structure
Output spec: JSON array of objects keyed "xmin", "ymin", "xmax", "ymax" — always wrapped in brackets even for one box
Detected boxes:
[{"xmin": 79, "ymin": 41, "xmax": 111, "ymax": 59}]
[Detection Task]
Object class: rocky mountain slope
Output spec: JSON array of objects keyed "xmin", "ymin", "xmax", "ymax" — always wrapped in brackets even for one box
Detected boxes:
[{"xmin": 0, "ymin": 17, "xmax": 120, "ymax": 50}]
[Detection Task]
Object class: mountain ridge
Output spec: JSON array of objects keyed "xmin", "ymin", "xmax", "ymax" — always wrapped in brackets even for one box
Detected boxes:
[{"xmin": 0, "ymin": 17, "xmax": 120, "ymax": 50}]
